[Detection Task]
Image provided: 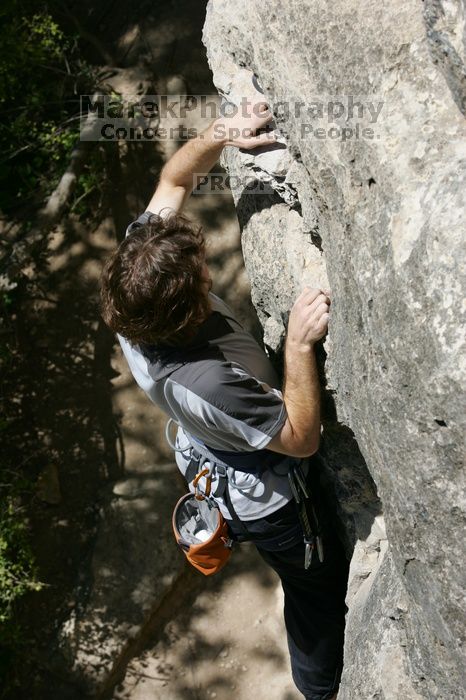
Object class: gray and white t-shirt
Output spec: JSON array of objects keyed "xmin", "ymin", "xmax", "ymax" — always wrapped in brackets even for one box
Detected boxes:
[{"xmin": 117, "ymin": 211, "xmax": 297, "ymax": 520}]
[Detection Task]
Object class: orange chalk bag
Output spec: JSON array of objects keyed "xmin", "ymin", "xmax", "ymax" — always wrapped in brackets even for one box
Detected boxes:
[{"xmin": 172, "ymin": 493, "xmax": 233, "ymax": 576}]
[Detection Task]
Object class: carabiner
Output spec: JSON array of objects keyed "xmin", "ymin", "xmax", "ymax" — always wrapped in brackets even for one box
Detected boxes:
[{"xmin": 193, "ymin": 467, "xmax": 212, "ymax": 501}]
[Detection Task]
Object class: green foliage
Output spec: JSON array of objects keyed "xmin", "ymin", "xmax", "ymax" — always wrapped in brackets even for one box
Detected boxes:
[
  {"xmin": 0, "ymin": 1, "xmax": 115, "ymax": 679},
  {"xmin": 0, "ymin": 494, "xmax": 45, "ymax": 627},
  {"xmin": 0, "ymin": 11, "xmax": 66, "ymax": 102},
  {"xmin": 0, "ymin": 290, "xmax": 47, "ymax": 689},
  {"xmin": 0, "ymin": 1, "xmax": 97, "ymax": 676},
  {"xmin": 0, "ymin": 0, "xmax": 96, "ymax": 213}
]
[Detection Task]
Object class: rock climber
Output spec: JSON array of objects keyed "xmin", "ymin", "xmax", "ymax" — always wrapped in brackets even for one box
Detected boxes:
[{"xmin": 100, "ymin": 93, "xmax": 350, "ymax": 700}]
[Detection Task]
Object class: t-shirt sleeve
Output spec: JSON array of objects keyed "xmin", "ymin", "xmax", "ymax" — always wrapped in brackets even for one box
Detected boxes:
[
  {"xmin": 125, "ymin": 211, "xmax": 154, "ymax": 238},
  {"xmin": 165, "ymin": 361, "xmax": 287, "ymax": 451},
  {"xmin": 125, "ymin": 206, "xmax": 179, "ymax": 238}
]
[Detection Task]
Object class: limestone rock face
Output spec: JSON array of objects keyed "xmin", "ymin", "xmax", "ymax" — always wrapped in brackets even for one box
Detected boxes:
[{"xmin": 203, "ymin": 1, "xmax": 466, "ymax": 697}]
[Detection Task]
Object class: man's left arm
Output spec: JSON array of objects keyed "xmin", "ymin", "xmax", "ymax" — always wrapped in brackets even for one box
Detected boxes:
[{"xmin": 145, "ymin": 97, "xmax": 276, "ymax": 217}]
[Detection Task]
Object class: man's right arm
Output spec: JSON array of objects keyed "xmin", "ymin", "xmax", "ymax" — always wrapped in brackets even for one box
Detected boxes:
[
  {"xmin": 267, "ymin": 287, "xmax": 330, "ymax": 459},
  {"xmin": 143, "ymin": 97, "xmax": 275, "ymax": 219}
]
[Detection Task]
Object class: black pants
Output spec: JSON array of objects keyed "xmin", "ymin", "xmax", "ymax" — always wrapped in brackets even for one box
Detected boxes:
[
  {"xmin": 256, "ymin": 528, "xmax": 349, "ymax": 699},
  {"xmin": 226, "ymin": 476, "xmax": 349, "ymax": 699}
]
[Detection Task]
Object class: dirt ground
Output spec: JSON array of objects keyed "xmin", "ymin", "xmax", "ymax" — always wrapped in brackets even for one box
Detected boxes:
[{"xmin": 113, "ymin": 544, "xmax": 301, "ymax": 700}]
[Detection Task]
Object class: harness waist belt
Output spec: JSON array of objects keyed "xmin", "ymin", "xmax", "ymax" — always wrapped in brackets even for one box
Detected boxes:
[{"xmin": 186, "ymin": 431, "xmax": 289, "ymax": 474}]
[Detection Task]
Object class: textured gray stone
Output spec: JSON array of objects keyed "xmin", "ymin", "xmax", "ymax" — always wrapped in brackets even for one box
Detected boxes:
[{"xmin": 203, "ymin": 1, "xmax": 466, "ymax": 697}]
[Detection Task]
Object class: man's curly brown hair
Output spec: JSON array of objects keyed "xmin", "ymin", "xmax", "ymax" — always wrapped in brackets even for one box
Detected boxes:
[{"xmin": 100, "ymin": 211, "xmax": 210, "ymax": 347}]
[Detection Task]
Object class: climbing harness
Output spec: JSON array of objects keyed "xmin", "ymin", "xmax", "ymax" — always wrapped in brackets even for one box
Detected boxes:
[{"xmin": 166, "ymin": 417, "xmax": 325, "ymax": 574}]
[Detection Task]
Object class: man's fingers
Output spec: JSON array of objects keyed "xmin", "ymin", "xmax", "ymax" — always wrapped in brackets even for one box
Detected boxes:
[
  {"xmin": 298, "ymin": 286, "xmax": 321, "ymax": 302},
  {"xmin": 300, "ymin": 312, "xmax": 329, "ymax": 345},
  {"xmin": 308, "ymin": 294, "xmax": 331, "ymax": 313},
  {"xmin": 239, "ymin": 131, "xmax": 277, "ymax": 149},
  {"xmin": 253, "ymin": 98, "xmax": 271, "ymax": 113},
  {"xmin": 311, "ymin": 301, "xmax": 330, "ymax": 319},
  {"xmin": 302, "ymin": 301, "xmax": 330, "ymax": 328},
  {"xmin": 298, "ymin": 287, "xmax": 331, "ymax": 308},
  {"xmin": 253, "ymin": 100, "xmax": 274, "ymax": 123},
  {"xmin": 261, "ymin": 109, "xmax": 274, "ymax": 124},
  {"xmin": 317, "ymin": 312, "xmax": 330, "ymax": 329},
  {"xmin": 291, "ymin": 286, "xmax": 331, "ymax": 346},
  {"xmin": 288, "ymin": 285, "xmax": 331, "ymax": 346}
]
